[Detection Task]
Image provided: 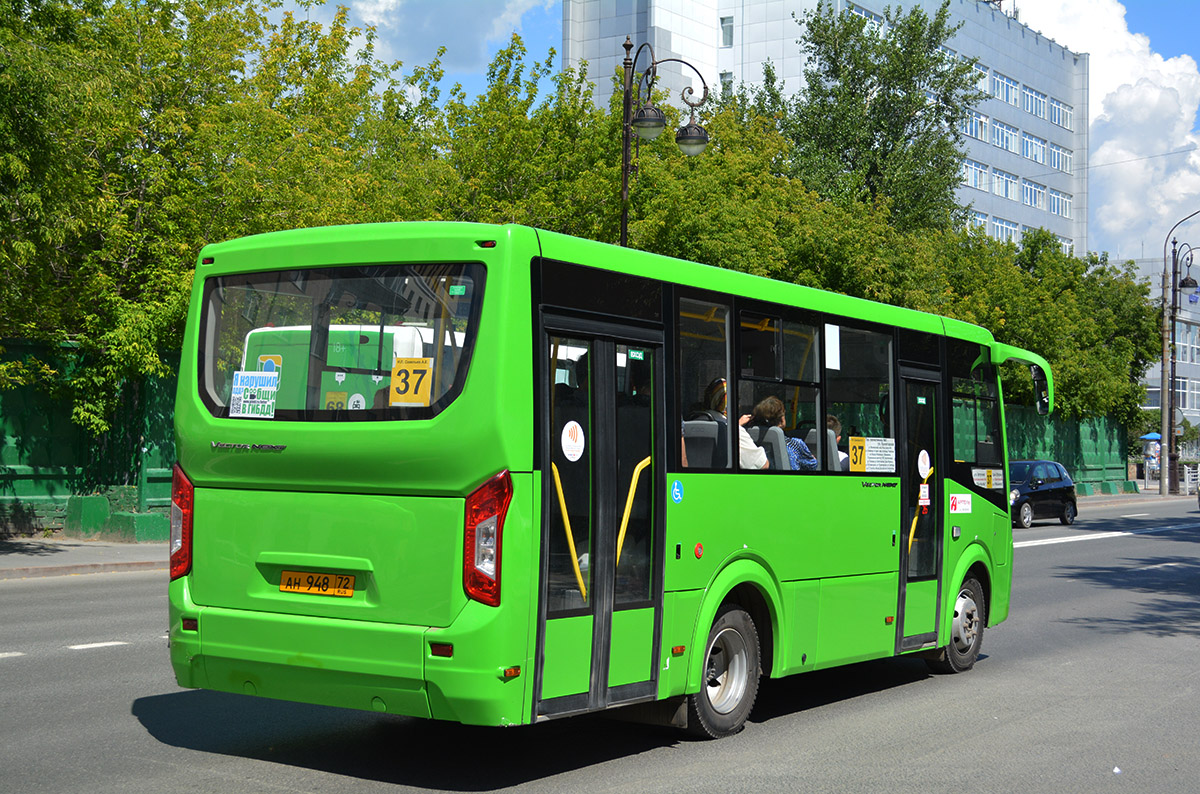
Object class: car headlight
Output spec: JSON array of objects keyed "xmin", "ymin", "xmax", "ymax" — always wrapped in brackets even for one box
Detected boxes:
[{"xmin": 1009, "ymin": 489, "xmax": 1019, "ymax": 506}]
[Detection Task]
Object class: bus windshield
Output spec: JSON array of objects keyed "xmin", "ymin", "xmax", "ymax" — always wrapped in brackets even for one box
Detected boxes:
[{"xmin": 198, "ymin": 262, "xmax": 484, "ymax": 420}]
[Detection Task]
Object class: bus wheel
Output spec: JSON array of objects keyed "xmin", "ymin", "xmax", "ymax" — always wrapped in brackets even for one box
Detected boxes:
[
  {"xmin": 686, "ymin": 604, "xmax": 760, "ymax": 738},
  {"xmin": 926, "ymin": 577, "xmax": 985, "ymax": 674}
]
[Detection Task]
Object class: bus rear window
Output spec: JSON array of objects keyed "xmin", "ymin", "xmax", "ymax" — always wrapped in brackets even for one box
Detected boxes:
[{"xmin": 198, "ymin": 263, "xmax": 484, "ymax": 420}]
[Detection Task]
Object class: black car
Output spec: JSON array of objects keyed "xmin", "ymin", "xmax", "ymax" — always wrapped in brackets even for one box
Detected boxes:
[{"xmin": 1010, "ymin": 460, "xmax": 1077, "ymax": 527}]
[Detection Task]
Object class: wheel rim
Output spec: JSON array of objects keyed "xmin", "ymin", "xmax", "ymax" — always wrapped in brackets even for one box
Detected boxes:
[
  {"xmin": 704, "ymin": 627, "xmax": 749, "ymax": 714},
  {"xmin": 1065, "ymin": 504, "xmax": 1075, "ymax": 522},
  {"xmin": 950, "ymin": 588, "xmax": 980, "ymax": 654},
  {"xmin": 1019, "ymin": 503, "xmax": 1032, "ymax": 526}
]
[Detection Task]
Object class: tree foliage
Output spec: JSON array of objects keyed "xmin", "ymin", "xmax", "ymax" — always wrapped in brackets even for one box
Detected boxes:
[
  {"xmin": 0, "ymin": 0, "xmax": 1161, "ymax": 433},
  {"xmin": 758, "ymin": 0, "xmax": 983, "ymax": 231}
]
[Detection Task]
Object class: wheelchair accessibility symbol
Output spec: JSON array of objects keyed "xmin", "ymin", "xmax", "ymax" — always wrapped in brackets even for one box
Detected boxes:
[{"xmin": 671, "ymin": 480, "xmax": 684, "ymax": 504}]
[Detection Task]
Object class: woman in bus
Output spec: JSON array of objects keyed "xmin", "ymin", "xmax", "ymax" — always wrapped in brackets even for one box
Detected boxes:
[
  {"xmin": 750, "ymin": 396, "xmax": 818, "ymax": 471},
  {"xmin": 692, "ymin": 378, "xmax": 768, "ymax": 469}
]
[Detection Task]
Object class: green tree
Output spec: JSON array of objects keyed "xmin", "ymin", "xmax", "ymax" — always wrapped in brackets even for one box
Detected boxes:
[{"xmin": 773, "ymin": 0, "xmax": 983, "ymax": 230}]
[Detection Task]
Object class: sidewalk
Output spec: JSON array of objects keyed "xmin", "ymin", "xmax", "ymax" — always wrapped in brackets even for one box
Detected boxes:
[{"xmin": 0, "ymin": 536, "xmax": 168, "ymax": 581}]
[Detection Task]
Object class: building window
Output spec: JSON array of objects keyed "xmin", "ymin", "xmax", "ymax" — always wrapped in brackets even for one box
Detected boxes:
[
  {"xmin": 1022, "ymin": 180, "xmax": 1046, "ymax": 210},
  {"xmin": 990, "ymin": 72, "xmax": 1020, "ymax": 105},
  {"xmin": 1050, "ymin": 98, "xmax": 1073, "ymax": 130},
  {"xmin": 1049, "ymin": 189, "xmax": 1073, "ymax": 219},
  {"xmin": 1022, "ymin": 86, "xmax": 1047, "ymax": 118},
  {"xmin": 974, "ymin": 64, "xmax": 989, "ymax": 92},
  {"xmin": 962, "ymin": 159, "xmax": 989, "ymax": 191},
  {"xmin": 992, "ymin": 169, "xmax": 1019, "ymax": 200},
  {"xmin": 720, "ymin": 71, "xmax": 733, "ymax": 95},
  {"xmin": 1058, "ymin": 236, "xmax": 1073, "ymax": 255},
  {"xmin": 992, "ymin": 121, "xmax": 1019, "ymax": 154},
  {"xmin": 1022, "ymin": 133, "xmax": 1047, "ymax": 164},
  {"xmin": 1049, "ymin": 143, "xmax": 1072, "ymax": 174},
  {"xmin": 961, "ymin": 109, "xmax": 988, "ymax": 141},
  {"xmin": 971, "ymin": 211, "xmax": 989, "ymax": 230},
  {"xmin": 1144, "ymin": 385, "xmax": 1160, "ymax": 409},
  {"xmin": 990, "ymin": 217, "xmax": 1020, "ymax": 243},
  {"xmin": 848, "ymin": 4, "xmax": 885, "ymax": 33},
  {"xmin": 720, "ymin": 16, "xmax": 733, "ymax": 47}
]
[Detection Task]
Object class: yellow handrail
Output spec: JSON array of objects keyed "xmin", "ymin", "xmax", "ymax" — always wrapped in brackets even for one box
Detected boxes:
[
  {"xmin": 616, "ymin": 456, "xmax": 653, "ymax": 567},
  {"xmin": 550, "ymin": 462, "xmax": 587, "ymax": 601}
]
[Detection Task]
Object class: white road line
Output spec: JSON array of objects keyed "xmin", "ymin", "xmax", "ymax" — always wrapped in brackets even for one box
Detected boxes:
[
  {"xmin": 1133, "ymin": 562, "xmax": 1185, "ymax": 571},
  {"xmin": 1015, "ymin": 522, "xmax": 1200, "ymax": 549},
  {"xmin": 1120, "ymin": 513, "xmax": 1150, "ymax": 518},
  {"xmin": 0, "ymin": 652, "xmax": 26, "ymax": 659},
  {"xmin": 67, "ymin": 641, "xmax": 129, "ymax": 650}
]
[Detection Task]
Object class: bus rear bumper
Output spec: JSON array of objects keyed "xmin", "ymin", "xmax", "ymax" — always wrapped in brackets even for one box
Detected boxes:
[{"xmin": 168, "ymin": 579, "xmax": 531, "ymax": 726}]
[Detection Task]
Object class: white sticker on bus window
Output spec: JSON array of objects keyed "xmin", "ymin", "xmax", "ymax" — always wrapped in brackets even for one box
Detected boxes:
[
  {"xmin": 562, "ymin": 420, "xmax": 586, "ymax": 462},
  {"xmin": 230, "ymin": 370, "xmax": 279, "ymax": 418},
  {"xmin": 919, "ymin": 483, "xmax": 931, "ymax": 506},
  {"xmin": 950, "ymin": 493, "xmax": 973, "ymax": 514},
  {"xmin": 918, "ymin": 449, "xmax": 931, "ymax": 480},
  {"xmin": 824, "ymin": 324, "xmax": 841, "ymax": 370},
  {"xmin": 348, "ymin": 393, "xmax": 367, "ymax": 410}
]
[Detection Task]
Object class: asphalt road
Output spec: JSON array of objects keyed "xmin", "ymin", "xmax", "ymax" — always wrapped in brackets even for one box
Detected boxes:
[{"xmin": 2, "ymin": 499, "xmax": 1198, "ymax": 793}]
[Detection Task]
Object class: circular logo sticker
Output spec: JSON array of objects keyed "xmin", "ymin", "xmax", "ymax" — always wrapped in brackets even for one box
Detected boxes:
[
  {"xmin": 561, "ymin": 420, "xmax": 586, "ymax": 462},
  {"xmin": 917, "ymin": 449, "xmax": 932, "ymax": 480},
  {"xmin": 348, "ymin": 393, "xmax": 366, "ymax": 410},
  {"xmin": 671, "ymin": 480, "xmax": 684, "ymax": 504}
]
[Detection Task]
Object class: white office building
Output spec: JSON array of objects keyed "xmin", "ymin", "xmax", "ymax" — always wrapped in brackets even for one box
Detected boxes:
[{"xmin": 563, "ymin": 0, "xmax": 1089, "ymax": 253}]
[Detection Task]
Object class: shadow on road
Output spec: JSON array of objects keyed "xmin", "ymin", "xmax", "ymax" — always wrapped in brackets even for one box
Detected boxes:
[
  {"xmin": 1055, "ymin": 555, "xmax": 1200, "ymax": 638},
  {"xmin": 0, "ymin": 538, "xmax": 70, "ymax": 558},
  {"xmin": 132, "ymin": 655, "xmax": 940, "ymax": 787}
]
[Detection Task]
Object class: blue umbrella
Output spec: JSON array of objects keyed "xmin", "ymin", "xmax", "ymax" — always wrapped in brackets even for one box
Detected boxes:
[{"xmin": 1140, "ymin": 432, "xmax": 1162, "ymax": 440}]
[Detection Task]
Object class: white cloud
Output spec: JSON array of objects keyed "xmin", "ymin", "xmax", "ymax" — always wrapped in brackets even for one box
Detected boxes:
[
  {"xmin": 348, "ymin": 0, "xmax": 555, "ymax": 71},
  {"xmin": 1018, "ymin": 1, "xmax": 1200, "ymax": 260}
]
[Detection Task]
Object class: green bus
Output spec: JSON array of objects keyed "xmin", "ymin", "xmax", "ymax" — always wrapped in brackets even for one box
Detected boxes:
[{"xmin": 169, "ymin": 222, "xmax": 1052, "ymax": 737}]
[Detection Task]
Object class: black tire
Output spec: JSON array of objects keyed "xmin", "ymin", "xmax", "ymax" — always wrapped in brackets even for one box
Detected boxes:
[
  {"xmin": 1060, "ymin": 501, "xmax": 1076, "ymax": 525},
  {"xmin": 686, "ymin": 604, "xmax": 760, "ymax": 738},
  {"xmin": 1016, "ymin": 501, "xmax": 1033, "ymax": 529},
  {"xmin": 926, "ymin": 577, "xmax": 986, "ymax": 674}
]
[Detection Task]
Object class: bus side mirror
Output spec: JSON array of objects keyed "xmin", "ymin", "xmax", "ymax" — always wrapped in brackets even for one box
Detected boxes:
[{"xmin": 1031, "ymin": 365, "xmax": 1050, "ymax": 415}]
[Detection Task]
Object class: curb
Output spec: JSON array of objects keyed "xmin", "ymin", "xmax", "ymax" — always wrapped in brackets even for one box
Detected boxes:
[{"xmin": 0, "ymin": 561, "xmax": 168, "ymax": 581}]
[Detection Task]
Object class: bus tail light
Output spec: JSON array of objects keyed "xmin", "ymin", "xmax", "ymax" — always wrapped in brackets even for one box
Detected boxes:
[
  {"xmin": 170, "ymin": 464, "xmax": 194, "ymax": 581},
  {"xmin": 464, "ymin": 470, "xmax": 513, "ymax": 607}
]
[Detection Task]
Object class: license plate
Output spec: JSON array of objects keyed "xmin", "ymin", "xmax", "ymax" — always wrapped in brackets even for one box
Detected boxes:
[{"xmin": 279, "ymin": 569, "xmax": 355, "ymax": 598}]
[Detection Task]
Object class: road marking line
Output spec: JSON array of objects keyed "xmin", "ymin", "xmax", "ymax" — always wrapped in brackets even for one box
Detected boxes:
[
  {"xmin": 0, "ymin": 652, "xmax": 26, "ymax": 659},
  {"xmin": 1015, "ymin": 523, "xmax": 1200, "ymax": 549},
  {"xmin": 1120, "ymin": 513, "xmax": 1150, "ymax": 518},
  {"xmin": 67, "ymin": 641, "xmax": 129, "ymax": 650}
]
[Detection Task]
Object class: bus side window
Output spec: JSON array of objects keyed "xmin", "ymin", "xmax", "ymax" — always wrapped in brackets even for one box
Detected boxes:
[{"xmin": 678, "ymin": 297, "xmax": 732, "ymax": 470}]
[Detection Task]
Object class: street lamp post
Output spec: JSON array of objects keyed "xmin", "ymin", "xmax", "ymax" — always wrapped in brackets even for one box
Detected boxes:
[
  {"xmin": 619, "ymin": 36, "xmax": 711, "ymax": 247},
  {"xmin": 1166, "ymin": 240, "xmax": 1200, "ymax": 493},
  {"xmin": 1161, "ymin": 211, "xmax": 1200, "ymax": 495}
]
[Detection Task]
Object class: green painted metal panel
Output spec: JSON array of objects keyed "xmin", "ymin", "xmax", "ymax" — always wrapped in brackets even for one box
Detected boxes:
[
  {"xmin": 658, "ymin": 589, "xmax": 702, "ymax": 698},
  {"xmin": 608, "ymin": 607, "xmax": 654, "ymax": 688},
  {"xmin": 902, "ymin": 579, "xmax": 937, "ymax": 636},
  {"xmin": 815, "ymin": 573, "xmax": 898, "ymax": 668},
  {"xmin": 782, "ymin": 579, "xmax": 820, "ymax": 675},
  {"xmin": 542, "ymin": 615, "xmax": 593, "ymax": 699}
]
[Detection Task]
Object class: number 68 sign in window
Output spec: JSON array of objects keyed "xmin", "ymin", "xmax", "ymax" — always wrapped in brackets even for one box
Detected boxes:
[{"xmin": 390, "ymin": 357, "xmax": 434, "ymax": 407}]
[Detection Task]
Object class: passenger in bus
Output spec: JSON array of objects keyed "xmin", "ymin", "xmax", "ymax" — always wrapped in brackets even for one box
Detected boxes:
[
  {"xmin": 827, "ymin": 414, "xmax": 850, "ymax": 471},
  {"xmin": 687, "ymin": 378, "xmax": 766, "ymax": 469},
  {"xmin": 750, "ymin": 396, "xmax": 818, "ymax": 471}
]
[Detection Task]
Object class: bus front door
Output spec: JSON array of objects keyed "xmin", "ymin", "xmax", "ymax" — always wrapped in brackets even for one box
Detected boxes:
[
  {"xmin": 897, "ymin": 372, "xmax": 942, "ymax": 651},
  {"xmin": 536, "ymin": 325, "xmax": 664, "ymax": 720}
]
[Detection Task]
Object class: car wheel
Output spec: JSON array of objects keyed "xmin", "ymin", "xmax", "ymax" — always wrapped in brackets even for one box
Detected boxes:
[
  {"xmin": 1016, "ymin": 501, "xmax": 1033, "ymax": 528},
  {"xmin": 1060, "ymin": 501, "xmax": 1076, "ymax": 525},
  {"xmin": 686, "ymin": 604, "xmax": 760, "ymax": 739},
  {"xmin": 926, "ymin": 577, "xmax": 986, "ymax": 674}
]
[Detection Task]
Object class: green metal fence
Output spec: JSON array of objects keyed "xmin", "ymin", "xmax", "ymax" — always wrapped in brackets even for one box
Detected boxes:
[
  {"xmin": 1, "ymin": 341, "xmax": 176, "ymax": 536},
  {"xmin": 1005, "ymin": 404, "xmax": 1128, "ymax": 486}
]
